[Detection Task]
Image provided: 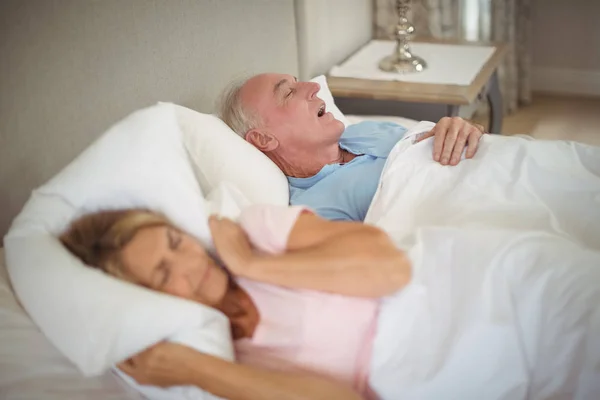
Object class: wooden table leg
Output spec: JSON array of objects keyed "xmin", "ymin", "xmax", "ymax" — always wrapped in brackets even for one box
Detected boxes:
[
  {"xmin": 487, "ymin": 71, "xmax": 503, "ymax": 133},
  {"xmin": 446, "ymin": 105, "xmax": 460, "ymax": 117}
]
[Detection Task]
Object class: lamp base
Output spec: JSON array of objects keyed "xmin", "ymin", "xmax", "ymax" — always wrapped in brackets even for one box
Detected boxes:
[{"xmin": 379, "ymin": 54, "xmax": 427, "ymax": 74}]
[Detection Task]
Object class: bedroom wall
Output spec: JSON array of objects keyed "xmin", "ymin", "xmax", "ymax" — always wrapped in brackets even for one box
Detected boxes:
[
  {"xmin": 531, "ymin": 0, "xmax": 600, "ymax": 97},
  {"xmin": 0, "ymin": 0, "xmax": 300, "ymax": 237},
  {"xmin": 294, "ymin": 0, "xmax": 373, "ymax": 80}
]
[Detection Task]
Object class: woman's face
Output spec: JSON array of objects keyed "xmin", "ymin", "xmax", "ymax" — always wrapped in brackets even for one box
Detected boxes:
[{"xmin": 119, "ymin": 225, "xmax": 228, "ymax": 307}]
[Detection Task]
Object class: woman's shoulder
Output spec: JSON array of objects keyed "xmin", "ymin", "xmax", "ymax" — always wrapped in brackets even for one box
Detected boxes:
[
  {"xmin": 238, "ymin": 205, "xmax": 311, "ymax": 254},
  {"xmin": 239, "ymin": 204, "xmax": 310, "ymax": 222}
]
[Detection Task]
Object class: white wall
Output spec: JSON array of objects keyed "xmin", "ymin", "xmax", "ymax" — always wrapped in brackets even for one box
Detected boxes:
[
  {"xmin": 0, "ymin": 0, "xmax": 299, "ymax": 237},
  {"xmin": 294, "ymin": 0, "xmax": 373, "ymax": 80},
  {"xmin": 0, "ymin": 0, "xmax": 374, "ymax": 236},
  {"xmin": 531, "ymin": 0, "xmax": 600, "ymax": 96}
]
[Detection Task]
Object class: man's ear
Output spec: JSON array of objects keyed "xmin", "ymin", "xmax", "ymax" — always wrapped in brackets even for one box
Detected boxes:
[{"xmin": 245, "ymin": 129, "xmax": 279, "ymax": 152}]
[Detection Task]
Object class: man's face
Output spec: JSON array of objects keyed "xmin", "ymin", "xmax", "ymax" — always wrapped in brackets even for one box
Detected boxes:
[{"xmin": 240, "ymin": 73, "xmax": 345, "ymax": 151}]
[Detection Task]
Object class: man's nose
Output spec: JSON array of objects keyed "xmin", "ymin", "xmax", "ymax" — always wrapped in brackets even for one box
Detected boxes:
[{"xmin": 307, "ymin": 81, "xmax": 320, "ymax": 99}]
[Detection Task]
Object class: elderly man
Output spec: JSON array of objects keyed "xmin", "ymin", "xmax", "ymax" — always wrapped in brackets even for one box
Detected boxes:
[{"xmin": 219, "ymin": 73, "xmax": 485, "ymax": 221}]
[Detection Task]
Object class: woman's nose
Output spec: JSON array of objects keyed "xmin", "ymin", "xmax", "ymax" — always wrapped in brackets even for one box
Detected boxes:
[
  {"xmin": 170, "ymin": 264, "xmax": 202, "ymax": 296},
  {"xmin": 184, "ymin": 266, "xmax": 202, "ymax": 291}
]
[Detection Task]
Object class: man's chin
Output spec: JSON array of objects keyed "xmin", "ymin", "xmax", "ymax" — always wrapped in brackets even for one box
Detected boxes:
[
  {"xmin": 316, "ymin": 113, "xmax": 345, "ymax": 136},
  {"xmin": 332, "ymin": 117, "xmax": 346, "ymax": 133}
]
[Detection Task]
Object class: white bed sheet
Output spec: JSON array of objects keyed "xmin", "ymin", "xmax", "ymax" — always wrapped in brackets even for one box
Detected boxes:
[
  {"xmin": 0, "ymin": 248, "xmax": 141, "ymax": 400},
  {"xmin": 365, "ymin": 130, "xmax": 600, "ymax": 399}
]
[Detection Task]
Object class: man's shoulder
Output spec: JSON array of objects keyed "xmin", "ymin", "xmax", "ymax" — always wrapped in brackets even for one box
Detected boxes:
[
  {"xmin": 340, "ymin": 121, "xmax": 409, "ymax": 158},
  {"xmin": 289, "ymin": 156, "xmax": 386, "ymax": 222},
  {"xmin": 342, "ymin": 120, "xmax": 407, "ymax": 137}
]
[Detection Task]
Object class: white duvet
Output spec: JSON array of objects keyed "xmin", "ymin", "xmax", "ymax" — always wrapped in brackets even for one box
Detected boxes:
[{"xmin": 366, "ymin": 124, "xmax": 600, "ymax": 399}]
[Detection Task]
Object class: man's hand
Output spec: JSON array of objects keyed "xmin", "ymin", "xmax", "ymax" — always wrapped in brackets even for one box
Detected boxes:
[{"xmin": 416, "ymin": 117, "xmax": 485, "ymax": 166}]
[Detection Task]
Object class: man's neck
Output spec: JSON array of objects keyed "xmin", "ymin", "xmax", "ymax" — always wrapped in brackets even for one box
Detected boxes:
[{"xmin": 267, "ymin": 144, "xmax": 356, "ymax": 178}]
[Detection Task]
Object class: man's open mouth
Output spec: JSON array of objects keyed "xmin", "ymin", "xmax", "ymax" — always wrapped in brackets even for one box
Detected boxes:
[{"xmin": 317, "ymin": 103, "xmax": 326, "ymax": 117}]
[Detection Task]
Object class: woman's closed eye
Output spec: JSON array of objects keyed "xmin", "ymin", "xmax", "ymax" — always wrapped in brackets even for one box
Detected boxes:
[
  {"xmin": 167, "ymin": 228, "xmax": 182, "ymax": 250},
  {"xmin": 159, "ymin": 264, "xmax": 170, "ymax": 288},
  {"xmin": 285, "ymin": 88, "xmax": 295, "ymax": 98},
  {"xmin": 152, "ymin": 260, "xmax": 171, "ymax": 289}
]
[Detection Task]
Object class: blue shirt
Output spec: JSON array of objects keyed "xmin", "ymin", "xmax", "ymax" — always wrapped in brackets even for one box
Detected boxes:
[{"xmin": 288, "ymin": 121, "xmax": 407, "ymax": 221}]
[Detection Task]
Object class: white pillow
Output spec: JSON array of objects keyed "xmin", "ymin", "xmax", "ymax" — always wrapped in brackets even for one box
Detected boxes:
[
  {"xmin": 310, "ymin": 75, "xmax": 351, "ymax": 128},
  {"xmin": 4, "ymin": 103, "xmax": 232, "ymax": 399},
  {"xmin": 174, "ymin": 104, "xmax": 289, "ymax": 207},
  {"xmin": 205, "ymin": 182, "xmax": 252, "ymax": 221}
]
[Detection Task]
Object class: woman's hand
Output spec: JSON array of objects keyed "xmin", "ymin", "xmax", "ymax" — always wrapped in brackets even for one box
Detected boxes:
[
  {"xmin": 117, "ymin": 342, "xmax": 196, "ymax": 387},
  {"xmin": 209, "ymin": 215, "xmax": 254, "ymax": 276}
]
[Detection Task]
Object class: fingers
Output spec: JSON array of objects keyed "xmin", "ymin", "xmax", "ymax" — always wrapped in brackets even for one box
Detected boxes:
[
  {"xmin": 431, "ymin": 118, "xmax": 451, "ymax": 162},
  {"xmin": 117, "ymin": 358, "xmax": 142, "ymax": 382},
  {"xmin": 208, "ymin": 215, "xmax": 233, "ymax": 232},
  {"xmin": 117, "ymin": 361, "xmax": 133, "ymax": 374},
  {"xmin": 208, "ymin": 216, "xmax": 246, "ymax": 249},
  {"xmin": 428, "ymin": 117, "xmax": 484, "ymax": 165},
  {"xmin": 208, "ymin": 215, "xmax": 222, "ymax": 225},
  {"xmin": 209, "ymin": 215, "xmax": 235, "ymax": 224},
  {"xmin": 115, "ymin": 344, "xmax": 163, "ymax": 384},
  {"xmin": 449, "ymin": 131, "xmax": 468, "ymax": 166},
  {"xmin": 439, "ymin": 118, "xmax": 462, "ymax": 165},
  {"xmin": 208, "ymin": 216, "xmax": 220, "ymax": 236},
  {"xmin": 473, "ymin": 122, "xmax": 485, "ymax": 133},
  {"xmin": 465, "ymin": 129, "xmax": 482, "ymax": 159}
]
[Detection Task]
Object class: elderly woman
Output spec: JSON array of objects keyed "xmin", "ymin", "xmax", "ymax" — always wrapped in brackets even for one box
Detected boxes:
[{"xmin": 60, "ymin": 204, "xmax": 411, "ymax": 400}]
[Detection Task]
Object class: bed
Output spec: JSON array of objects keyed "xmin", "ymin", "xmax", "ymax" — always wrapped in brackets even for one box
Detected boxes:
[{"xmin": 3, "ymin": 2, "xmax": 599, "ymax": 400}]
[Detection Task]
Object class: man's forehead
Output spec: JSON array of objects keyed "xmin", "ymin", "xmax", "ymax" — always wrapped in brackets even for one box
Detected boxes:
[
  {"xmin": 240, "ymin": 73, "xmax": 296, "ymax": 106},
  {"xmin": 246, "ymin": 73, "xmax": 295, "ymax": 93}
]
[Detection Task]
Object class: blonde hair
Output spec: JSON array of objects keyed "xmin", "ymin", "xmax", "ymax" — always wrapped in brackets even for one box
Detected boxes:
[
  {"xmin": 217, "ymin": 77, "xmax": 263, "ymax": 138},
  {"xmin": 60, "ymin": 209, "xmax": 173, "ymax": 277}
]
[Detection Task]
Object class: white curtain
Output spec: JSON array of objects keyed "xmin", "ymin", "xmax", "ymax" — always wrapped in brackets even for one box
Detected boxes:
[{"xmin": 374, "ymin": 0, "xmax": 532, "ymax": 114}]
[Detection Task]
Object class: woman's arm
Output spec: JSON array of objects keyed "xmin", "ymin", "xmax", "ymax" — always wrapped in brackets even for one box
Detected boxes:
[
  {"xmin": 286, "ymin": 212, "xmax": 382, "ymax": 250},
  {"xmin": 209, "ymin": 213, "xmax": 411, "ymax": 297},
  {"xmin": 118, "ymin": 342, "xmax": 362, "ymax": 400}
]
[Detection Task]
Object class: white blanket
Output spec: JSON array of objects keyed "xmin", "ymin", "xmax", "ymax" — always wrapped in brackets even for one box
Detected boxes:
[{"xmin": 366, "ymin": 126, "xmax": 600, "ymax": 400}]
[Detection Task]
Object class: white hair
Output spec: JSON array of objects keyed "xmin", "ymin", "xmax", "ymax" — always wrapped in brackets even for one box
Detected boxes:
[{"xmin": 217, "ymin": 77, "xmax": 263, "ymax": 138}]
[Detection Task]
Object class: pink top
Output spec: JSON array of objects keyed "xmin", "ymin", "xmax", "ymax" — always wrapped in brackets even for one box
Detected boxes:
[{"xmin": 234, "ymin": 205, "xmax": 379, "ymax": 397}]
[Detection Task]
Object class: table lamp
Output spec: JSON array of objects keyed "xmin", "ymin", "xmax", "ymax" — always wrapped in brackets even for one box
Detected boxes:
[{"xmin": 379, "ymin": 0, "xmax": 427, "ymax": 74}]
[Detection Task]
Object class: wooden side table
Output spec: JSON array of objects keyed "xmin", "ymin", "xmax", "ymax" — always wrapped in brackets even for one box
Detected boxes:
[{"xmin": 327, "ymin": 39, "xmax": 508, "ymax": 133}]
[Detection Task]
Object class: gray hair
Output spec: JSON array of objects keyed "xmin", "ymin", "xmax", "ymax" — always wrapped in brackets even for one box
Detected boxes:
[{"xmin": 217, "ymin": 77, "xmax": 262, "ymax": 138}]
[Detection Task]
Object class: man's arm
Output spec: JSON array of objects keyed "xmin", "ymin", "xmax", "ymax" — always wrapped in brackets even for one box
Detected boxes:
[{"xmin": 209, "ymin": 213, "xmax": 411, "ymax": 298}]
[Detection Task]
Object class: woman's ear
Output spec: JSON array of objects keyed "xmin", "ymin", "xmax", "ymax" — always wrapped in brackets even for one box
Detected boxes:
[{"xmin": 245, "ymin": 129, "xmax": 279, "ymax": 152}]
